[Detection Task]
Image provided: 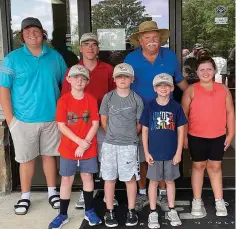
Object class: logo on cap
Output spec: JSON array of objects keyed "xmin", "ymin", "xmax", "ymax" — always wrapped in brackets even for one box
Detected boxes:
[{"xmin": 118, "ymin": 65, "xmax": 128, "ymax": 72}]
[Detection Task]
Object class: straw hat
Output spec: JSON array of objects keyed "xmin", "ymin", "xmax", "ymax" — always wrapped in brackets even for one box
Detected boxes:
[{"xmin": 129, "ymin": 21, "xmax": 169, "ymax": 48}]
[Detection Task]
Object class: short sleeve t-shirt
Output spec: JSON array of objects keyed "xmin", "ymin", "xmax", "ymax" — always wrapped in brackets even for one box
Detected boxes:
[
  {"xmin": 99, "ymin": 90, "xmax": 144, "ymax": 145},
  {"xmin": 56, "ymin": 92, "xmax": 99, "ymax": 160},
  {"xmin": 139, "ymin": 99, "xmax": 187, "ymax": 161},
  {"xmin": 0, "ymin": 44, "xmax": 67, "ymax": 122}
]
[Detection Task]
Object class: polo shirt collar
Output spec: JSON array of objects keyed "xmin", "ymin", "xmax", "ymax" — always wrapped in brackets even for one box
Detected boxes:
[
  {"xmin": 23, "ymin": 43, "xmax": 49, "ymax": 56},
  {"xmin": 138, "ymin": 46, "xmax": 163, "ymax": 63},
  {"xmin": 79, "ymin": 58, "xmax": 104, "ymax": 69}
]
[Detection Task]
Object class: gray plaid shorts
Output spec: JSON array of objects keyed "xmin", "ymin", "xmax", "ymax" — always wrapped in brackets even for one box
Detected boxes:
[{"xmin": 100, "ymin": 142, "xmax": 140, "ymax": 182}]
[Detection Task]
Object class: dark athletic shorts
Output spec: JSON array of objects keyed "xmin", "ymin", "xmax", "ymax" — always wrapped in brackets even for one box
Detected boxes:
[{"xmin": 188, "ymin": 134, "xmax": 226, "ymax": 162}]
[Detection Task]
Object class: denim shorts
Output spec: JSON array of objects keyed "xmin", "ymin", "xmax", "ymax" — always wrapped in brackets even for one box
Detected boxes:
[{"xmin": 60, "ymin": 156, "xmax": 98, "ymax": 176}]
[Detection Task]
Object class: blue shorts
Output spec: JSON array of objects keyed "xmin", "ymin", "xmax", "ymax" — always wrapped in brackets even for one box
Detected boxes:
[{"xmin": 60, "ymin": 156, "xmax": 98, "ymax": 176}]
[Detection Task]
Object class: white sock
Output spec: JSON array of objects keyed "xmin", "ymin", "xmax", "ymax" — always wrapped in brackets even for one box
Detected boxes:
[
  {"xmin": 159, "ymin": 189, "xmax": 167, "ymax": 196},
  {"xmin": 215, "ymin": 199, "xmax": 223, "ymax": 202},
  {"xmin": 15, "ymin": 192, "xmax": 30, "ymax": 213},
  {"xmin": 21, "ymin": 191, "xmax": 30, "ymax": 200},
  {"xmin": 48, "ymin": 187, "xmax": 57, "ymax": 198},
  {"xmin": 139, "ymin": 189, "xmax": 146, "ymax": 195},
  {"xmin": 18, "ymin": 192, "xmax": 30, "ymax": 207}
]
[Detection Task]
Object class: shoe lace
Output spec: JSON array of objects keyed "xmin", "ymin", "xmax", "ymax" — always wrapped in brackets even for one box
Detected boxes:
[
  {"xmin": 193, "ymin": 199, "xmax": 202, "ymax": 208},
  {"xmin": 168, "ymin": 210, "xmax": 179, "ymax": 220},
  {"xmin": 108, "ymin": 211, "xmax": 114, "ymax": 220},
  {"xmin": 128, "ymin": 210, "xmax": 133, "ymax": 219},
  {"xmin": 216, "ymin": 200, "xmax": 229, "ymax": 209},
  {"xmin": 79, "ymin": 191, "xmax": 84, "ymax": 201},
  {"xmin": 53, "ymin": 214, "xmax": 64, "ymax": 223},
  {"xmin": 150, "ymin": 212, "xmax": 158, "ymax": 222}
]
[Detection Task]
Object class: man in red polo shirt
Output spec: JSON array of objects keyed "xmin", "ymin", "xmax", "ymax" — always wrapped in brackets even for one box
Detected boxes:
[{"xmin": 61, "ymin": 32, "xmax": 117, "ymax": 209}]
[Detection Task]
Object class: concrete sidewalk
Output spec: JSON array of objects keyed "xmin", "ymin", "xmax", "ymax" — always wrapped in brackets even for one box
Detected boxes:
[{"xmin": 0, "ymin": 192, "xmax": 84, "ymax": 229}]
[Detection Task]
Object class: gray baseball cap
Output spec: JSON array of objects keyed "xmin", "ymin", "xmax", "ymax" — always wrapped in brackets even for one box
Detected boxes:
[
  {"xmin": 21, "ymin": 17, "xmax": 43, "ymax": 30},
  {"xmin": 153, "ymin": 73, "xmax": 174, "ymax": 87},
  {"xmin": 80, "ymin": 33, "xmax": 99, "ymax": 45},
  {"xmin": 68, "ymin": 64, "xmax": 90, "ymax": 80},
  {"xmin": 113, "ymin": 63, "xmax": 134, "ymax": 78}
]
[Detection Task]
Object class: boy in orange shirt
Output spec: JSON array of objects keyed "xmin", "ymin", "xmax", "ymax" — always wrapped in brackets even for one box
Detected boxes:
[{"xmin": 49, "ymin": 64, "xmax": 101, "ymax": 229}]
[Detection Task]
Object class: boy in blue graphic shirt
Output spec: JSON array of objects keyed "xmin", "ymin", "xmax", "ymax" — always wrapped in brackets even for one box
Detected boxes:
[{"xmin": 139, "ymin": 73, "xmax": 187, "ymax": 228}]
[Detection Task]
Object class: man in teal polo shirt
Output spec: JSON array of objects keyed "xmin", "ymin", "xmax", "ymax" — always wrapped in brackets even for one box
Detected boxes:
[
  {"xmin": 0, "ymin": 17, "xmax": 67, "ymax": 215},
  {"xmin": 124, "ymin": 21, "xmax": 188, "ymax": 212}
]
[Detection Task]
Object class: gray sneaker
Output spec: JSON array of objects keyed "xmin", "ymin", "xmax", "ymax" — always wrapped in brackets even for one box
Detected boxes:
[
  {"xmin": 159, "ymin": 195, "xmax": 169, "ymax": 212},
  {"xmin": 148, "ymin": 212, "xmax": 160, "ymax": 229},
  {"xmin": 103, "ymin": 197, "xmax": 119, "ymax": 206},
  {"xmin": 75, "ymin": 192, "xmax": 85, "ymax": 209},
  {"xmin": 191, "ymin": 199, "xmax": 204, "ymax": 217},
  {"xmin": 135, "ymin": 194, "xmax": 149, "ymax": 211},
  {"xmin": 215, "ymin": 199, "xmax": 229, "ymax": 216},
  {"xmin": 167, "ymin": 209, "xmax": 182, "ymax": 227}
]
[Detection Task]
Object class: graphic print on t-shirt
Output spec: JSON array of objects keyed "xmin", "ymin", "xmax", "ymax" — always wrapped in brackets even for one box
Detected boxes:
[
  {"xmin": 67, "ymin": 110, "xmax": 90, "ymax": 125},
  {"xmin": 151, "ymin": 111, "xmax": 175, "ymax": 131}
]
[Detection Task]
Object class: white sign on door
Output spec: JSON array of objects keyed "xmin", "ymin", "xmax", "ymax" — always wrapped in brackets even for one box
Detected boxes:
[
  {"xmin": 215, "ymin": 17, "xmax": 228, "ymax": 24},
  {"xmin": 97, "ymin": 28, "xmax": 126, "ymax": 51}
]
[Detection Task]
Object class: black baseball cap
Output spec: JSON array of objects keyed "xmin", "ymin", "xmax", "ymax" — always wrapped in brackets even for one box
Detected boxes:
[{"xmin": 21, "ymin": 17, "xmax": 43, "ymax": 30}]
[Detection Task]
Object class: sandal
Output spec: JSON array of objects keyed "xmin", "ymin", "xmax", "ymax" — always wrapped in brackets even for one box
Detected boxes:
[
  {"xmin": 14, "ymin": 199, "xmax": 31, "ymax": 215},
  {"xmin": 49, "ymin": 195, "xmax": 60, "ymax": 209}
]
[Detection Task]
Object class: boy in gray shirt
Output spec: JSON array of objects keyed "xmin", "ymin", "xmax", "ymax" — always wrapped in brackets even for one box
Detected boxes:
[{"xmin": 99, "ymin": 63, "xmax": 144, "ymax": 228}]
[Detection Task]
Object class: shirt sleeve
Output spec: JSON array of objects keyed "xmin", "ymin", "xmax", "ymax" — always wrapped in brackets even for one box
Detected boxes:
[
  {"xmin": 89, "ymin": 96, "xmax": 100, "ymax": 121},
  {"xmin": 99, "ymin": 94, "xmax": 109, "ymax": 116},
  {"xmin": 136, "ymin": 97, "xmax": 144, "ymax": 120},
  {"xmin": 61, "ymin": 68, "xmax": 71, "ymax": 96},
  {"xmin": 56, "ymin": 98, "xmax": 67, "ymax": 123},
  {"xmin": 0, "ymin": 56, "xmax": 15, "ymax": 88},
  {"xmin": 139, "ymin": 103, "xmax": 150, "ymax": 127},
  {"xmin": 173, "ymin": 53, "xmax": 184, "ymax": 84},
  {"xmin": 176, "ymin": 105, "xmax": 188, "ymax": 127}
]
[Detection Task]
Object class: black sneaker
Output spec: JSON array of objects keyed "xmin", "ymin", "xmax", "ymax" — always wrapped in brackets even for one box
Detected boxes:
[
  {"xmin": 104, "ymin": 210, "xmax": 118, "ymax": 227},
  {"xmin": 125, "ymin": 209, "xmax": 138, "ymax": 226}
]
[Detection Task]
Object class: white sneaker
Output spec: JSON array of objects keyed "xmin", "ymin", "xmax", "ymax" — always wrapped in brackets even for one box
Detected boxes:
[
  {"xmin": 148, "ymin": 212, "xmax": 160, "ymax": 229},
  {"xmin": 103, "ymin": 196, "xmax": 119, "ymax": 206},
  {"xmin": 215, "ymin": 199, "xmax": 229, "ymax": 216},
  {"xmin": 167, "ymin": 209, "xmax": 182, "ymax": 227},
  {"xmin": 75, "ymin": 192, "xmax": 85, "ymax": 209},
  {"xmin": 191, "ymin": 199, "xmax": 204, "ymax": 217}
]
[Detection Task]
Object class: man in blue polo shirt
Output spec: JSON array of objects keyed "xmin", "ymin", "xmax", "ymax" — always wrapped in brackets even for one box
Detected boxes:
[
  {"xmin": 0, "ymin": 17, "xmax": 67, "ymax": 215},
  {"xmin": 124, "ymin": 21, "xmax": 188, "ymax": 212}
]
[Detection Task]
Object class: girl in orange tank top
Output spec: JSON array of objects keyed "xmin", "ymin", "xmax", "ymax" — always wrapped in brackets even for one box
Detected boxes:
[{"xmin": 182, "ymin": 56, "xmax": 235, "ymax": 217}]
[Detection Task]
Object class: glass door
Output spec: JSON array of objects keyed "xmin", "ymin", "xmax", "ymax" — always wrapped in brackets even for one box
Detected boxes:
[
  {"xmin": 9, "ymin": 0, "xmax": 82, "ymax": 187},
  {"xmin": 91, "ymin": 0, "xmax": 169, "ymax": 66},
  {"xmin": 182, "ymin": 0, "xmax": 235, "ymax": 179}
]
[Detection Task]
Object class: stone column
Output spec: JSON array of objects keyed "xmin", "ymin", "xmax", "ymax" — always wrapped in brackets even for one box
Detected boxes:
[{"xmin": 0, "ymin": 121, "xmax": 12, "ymax": 194}]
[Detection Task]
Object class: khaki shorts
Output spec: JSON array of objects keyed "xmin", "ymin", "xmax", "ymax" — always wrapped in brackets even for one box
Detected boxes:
[{"xmin": 9, "ymin": 116, "xmax": 61, "ymax": 163}]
